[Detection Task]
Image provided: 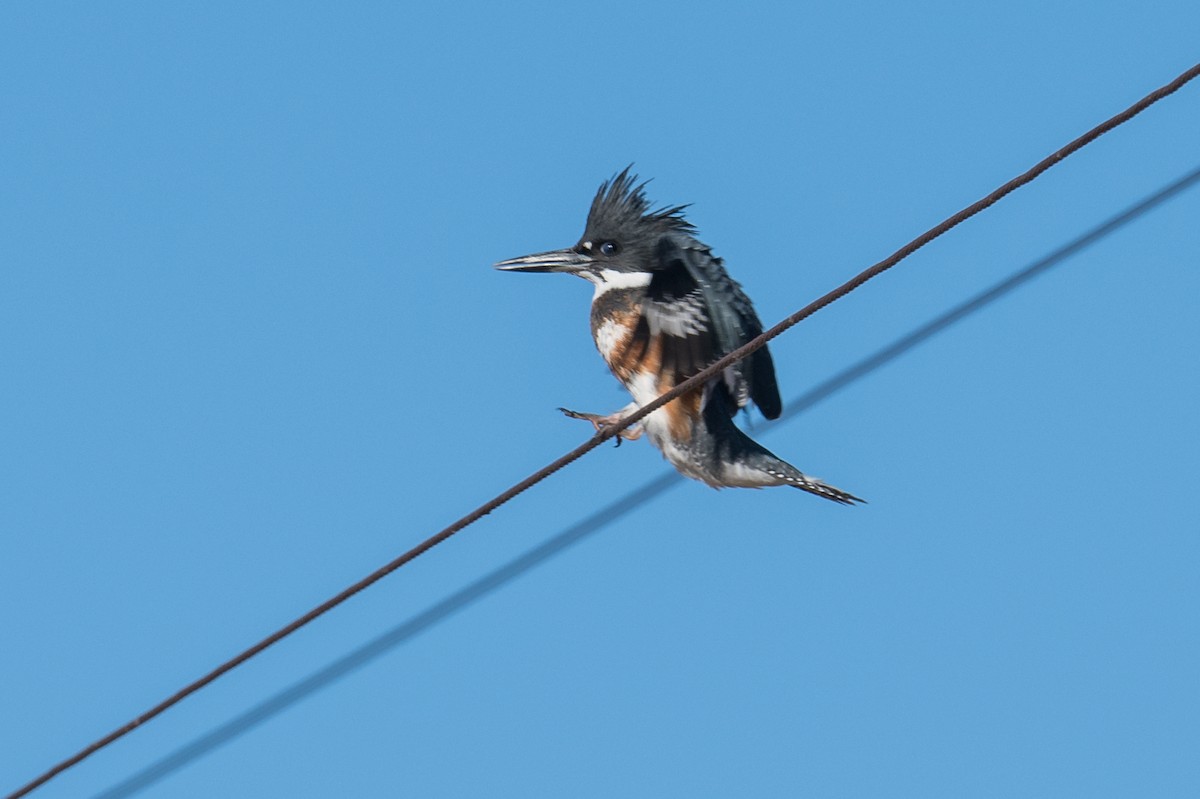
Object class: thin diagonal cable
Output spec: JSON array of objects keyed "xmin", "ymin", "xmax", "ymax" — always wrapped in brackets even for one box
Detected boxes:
[
  {"xmin": 93, "ymin": 472, "xmax": 684, "ymax": 799},
  {"xmin": 92, "ymin": 162, "xmax": 1200, "ymax": 799},
  {"xmin": 8, "ymin": 61, "xmax": 1199, "ymax": 799}
]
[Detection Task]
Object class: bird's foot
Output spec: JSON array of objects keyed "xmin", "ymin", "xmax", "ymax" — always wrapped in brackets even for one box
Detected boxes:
[{"xmin": 557, "ymin": 407, "xmax": 644, "ymax": 447}]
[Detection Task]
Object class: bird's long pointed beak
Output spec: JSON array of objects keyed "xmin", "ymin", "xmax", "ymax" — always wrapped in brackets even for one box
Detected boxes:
[{"xmin": 494, "ymin": 248, "xmax": 593, "ymax": 273}]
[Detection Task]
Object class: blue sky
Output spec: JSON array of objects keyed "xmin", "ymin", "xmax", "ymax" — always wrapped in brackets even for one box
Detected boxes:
[{"xmin": 2, "ymin": 2, "xmax": 1198, "ymax": 797}]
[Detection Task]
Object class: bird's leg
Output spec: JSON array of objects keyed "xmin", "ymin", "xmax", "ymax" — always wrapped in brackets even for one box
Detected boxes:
[{"xmin": 558, "ymin": 403, "xmax": 644, "ymax": 446}]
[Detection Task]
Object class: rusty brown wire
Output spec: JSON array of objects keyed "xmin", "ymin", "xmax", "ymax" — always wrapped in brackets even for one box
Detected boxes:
[{"xmin": 8, "ymin": 60, "xmax": 1199, "ymax": 799}]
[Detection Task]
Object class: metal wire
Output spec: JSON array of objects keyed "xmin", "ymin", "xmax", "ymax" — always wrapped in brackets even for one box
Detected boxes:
[
  {"xmin": 7, "ymin": 60, "xmax": 1199, "ymax": 799},
  {"xmin": 91, "ymin": 161, "xmax": 1200, "ymax": 799}
]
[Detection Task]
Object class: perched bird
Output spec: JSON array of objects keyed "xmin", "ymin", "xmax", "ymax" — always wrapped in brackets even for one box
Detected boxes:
[{"xmin": 495, "ymin": 169, "xmax": 862, "ymax": 504}]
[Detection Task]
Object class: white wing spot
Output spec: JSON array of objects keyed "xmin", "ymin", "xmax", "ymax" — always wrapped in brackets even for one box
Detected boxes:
[{"xmin": 646, "ymin": 289, "xmax": 707, "ymax": 338}]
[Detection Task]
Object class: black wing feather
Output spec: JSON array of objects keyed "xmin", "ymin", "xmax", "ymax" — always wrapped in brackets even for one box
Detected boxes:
[
  {"xmin": 670, "ymin": 237, "xmax": 781, "ymax": 419},
  {"xmin": 643, "ymin": 259, "xmax": 715, "ymax": 386},
  {"xmin": 648, "ymin": 235, "xmax": 782, "ymax": 419}
]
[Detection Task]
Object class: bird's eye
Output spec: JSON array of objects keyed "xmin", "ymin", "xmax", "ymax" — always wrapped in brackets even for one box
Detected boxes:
[{"xmin": 599, "ymin": 241, "xmax": 619, "ymax": 256}]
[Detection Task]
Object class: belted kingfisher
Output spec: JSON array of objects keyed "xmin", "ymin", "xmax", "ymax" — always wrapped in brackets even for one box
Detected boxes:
[{"xmin": 495, "ymin": 169, "xmax": 863, "ymax": 504}]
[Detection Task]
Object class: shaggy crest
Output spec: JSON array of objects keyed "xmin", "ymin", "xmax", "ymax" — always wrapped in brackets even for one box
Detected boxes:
[{"xmin": 585, "ymin": 166, "xmax": 695, "ymax": 237}]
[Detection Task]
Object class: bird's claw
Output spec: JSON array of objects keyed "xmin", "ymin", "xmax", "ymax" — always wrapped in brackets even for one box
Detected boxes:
[{"xmin": 558, "ymin": 407, "xmax": 637, "ymax": 446}]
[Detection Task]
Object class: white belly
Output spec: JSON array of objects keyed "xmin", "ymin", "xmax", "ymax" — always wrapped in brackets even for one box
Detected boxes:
[{"xmin": 622, "ymin": 371, "xmax": 712, "ymax": 480}]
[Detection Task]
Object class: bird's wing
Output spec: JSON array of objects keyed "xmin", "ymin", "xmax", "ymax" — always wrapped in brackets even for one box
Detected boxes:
[
  {"xmin": 646, "ymin": 236, "xmax": 782, "ymax": 420},
  {"xmin": 642, "ymin": 256, "xmax": 718, "ymax": 390}
]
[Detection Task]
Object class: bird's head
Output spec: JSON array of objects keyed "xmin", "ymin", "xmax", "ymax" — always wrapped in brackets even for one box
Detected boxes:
[{"xmin": 494, "ymin": 167, "xmax": 694, "ymax": 284}]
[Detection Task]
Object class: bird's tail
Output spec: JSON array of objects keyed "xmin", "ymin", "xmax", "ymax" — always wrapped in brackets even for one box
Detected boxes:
[
  {"xmin": 704, "ymin": 387, "xmax": 865, "ymax": 504},
  {"xmin": 772, "ymin": 460, "xmax": 865, "ymax": 505}
]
